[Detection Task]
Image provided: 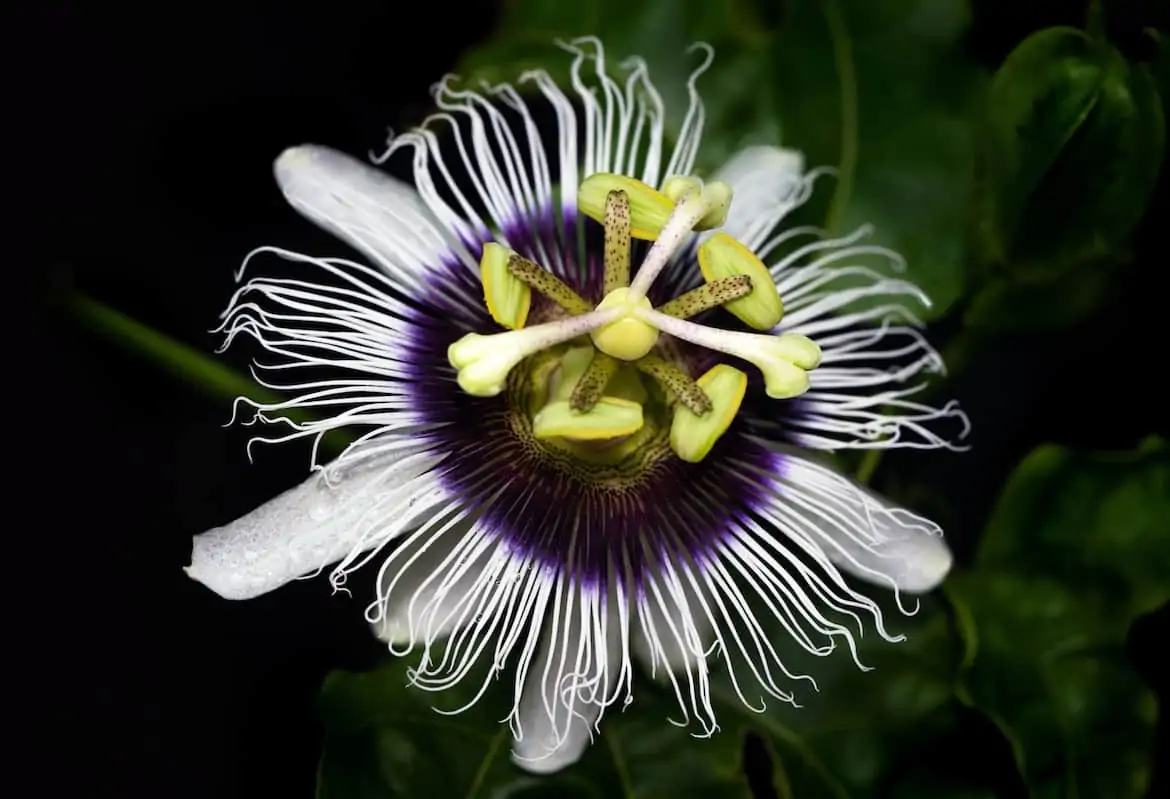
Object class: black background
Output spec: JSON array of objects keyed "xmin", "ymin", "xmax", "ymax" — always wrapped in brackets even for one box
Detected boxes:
[{"xmin": 15, "ymin": 1, "xmax": 1167, "ymax": 797}]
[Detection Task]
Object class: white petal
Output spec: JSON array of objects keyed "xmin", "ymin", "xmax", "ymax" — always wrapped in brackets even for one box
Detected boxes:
[
  {"xmin": 781, "ymin": 454, "xmax": 953, "ymax": 593},
  {"xmin": 186, "ymin": 446, "xmax": 440, "ymax": 600},
  {"xmin": 511, "ymin": 581, "xmax": 619, "ymax": 774},
  {"xmin": 273, "ymin": 145, "xmax": 461, "ymax": 286},
  {"xmin": 369, "ymin": 521, "xmax": 483, "ymax": 647},
  {"xmin": 709, "ymin": 145, "xmax": 807, "ymax": 252},
  {"xmin": 627, "ymin": 559, "xmax": 718, "ymax": 735},
  {"xmin": 631, "ymin": 563, "xmax": 712, "ymax": 674},
  {"xmin": 512, "ymin": 685, "xmax": 594, "ymax": 775}
]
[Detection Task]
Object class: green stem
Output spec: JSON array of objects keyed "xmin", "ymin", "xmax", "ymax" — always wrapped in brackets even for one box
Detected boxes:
[
  {"xmin": 67, "ymin": 292, "xmax": 353, "ymax": 455},
  {"xmin": 854, "ymin": 449, "xmax": 884, "ymax": 484},
  {"xmin": 713, "ymin": 685, "xmax": 853, "ymax": 799},
  {"xmin": 69, "ymin": 293, "xmax": 275, "ymax": 402},
  {"xmin": 1085, "ymin": 0, "xmax": 1106, "ymax": 42},
  {"xmin": 822, "ymin": 0, "xmax": 858, "ymax": 235}
]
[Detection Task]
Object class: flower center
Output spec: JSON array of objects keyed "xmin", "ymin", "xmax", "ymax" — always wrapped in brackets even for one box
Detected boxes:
[
  {"xmin": 447, "ymin": 172, "xmax": 824, "ymax": 463},
  {"xmin": 512, "ymin": 346, "xmax": 672, "ymax": 474}
]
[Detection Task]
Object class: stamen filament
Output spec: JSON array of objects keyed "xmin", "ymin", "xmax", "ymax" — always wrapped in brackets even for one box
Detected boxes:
[
  {"xmin": 507, "ymin": 255, "xmax": 593, "ymax": 315},
  {"xmin": 603, "ymin": 190, "xmax": 632, "ymax": 294},
  {"xmin": 657, "ymin": 275, "xmax": 753, "ymax": 320},
  {"xmin": 448, "ymin": 307, "xmax": 622, "ymax": 397},
  {"xmin": 571, "ymin": 350, "xmax": 620, "ymax": 412},
  {"xmin": 636, "ymin": 354, "xmax": 712, "ymax": 415},
  {"xmin": 634, "ymin": 306, "xmax": 821, "ymax": 399},
  {"xmin": 626, "ymin": 190, "xmax": 707, "ymax": 302}
]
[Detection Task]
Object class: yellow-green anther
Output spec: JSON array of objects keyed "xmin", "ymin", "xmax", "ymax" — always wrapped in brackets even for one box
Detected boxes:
[
  {"xmin": 752, "ymin": 333, "xmax": 821, "ymax": 399},
  {"xmin": 759, "ymin": 358, "xmax": 809, "ymax": 399},
  {"xmin": 670, "ymin": 364, "xmax": 747, "ymax": 463},
  {"xmin": 591, "ymin": 287, "xmax": 659, "ymax": 361},
  {"xmin": 570, "ymin": 350, "xmax": 620, "ymax": 412},
  {"xmin": 506, "ymin": 254, "xmax": 592, "ymax": 316},
  {"xmin": 695, "ymin": 181, "xmax": 732, "ymax": 230},
  {"xmin": 657, "ymin": 275, "xmax": 753, "ymax": 320},
  {"xmin": 697, "ymin": 233, "xmax": 784, "ymax": 330},
  {"xmin": 549, "ymin": 345, "xmax": 595, "ymax": 403},
  {"xmin": 533, "ymin": 397, "xmax": 645, "ymax": 441},
  {"xmin": 631, "ymin": 307, "xmax": 822, "ymax": 401},
  {"xmin": 603, "ymin": 190, "xmax": 632, "ymax": 293},
  {"xmin": 766, "ymin": 332, "xmax": 821, "ymax": 369},
  {"xmin": 635, "ymin": 354, "xmax": 712, "ymax": 416},
  {"xmin": 663, "ymin": 177, "xmax": 731, "ymax": 230},
  {"xmin": 662, "ymin": 175, "xmax": 702, "ymax": 203},
  {"xmin": 480, "ymin": 242, "xmax": 531, "ymax": 329},
  {"xmin": 578, "ymin": 173, "xmax": 674, "ymax": 240}
]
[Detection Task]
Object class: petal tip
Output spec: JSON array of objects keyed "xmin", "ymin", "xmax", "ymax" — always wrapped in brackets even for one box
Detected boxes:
[
  {"xmin": 748, "ymin": 144, "xmax": 805, "ymax": 176},
  {"xmin": 274, "ymin": 144, "xmax": 319, "ymax": 178},
  {"xmin": 185, "ymin": 532, "xmax": 265, "ymax": 601},
  {"xmin": 899, "ymin": 536, "xmax": 953, "ymax": 594},
  {"xmin": 774, "ymin": 146, "xmax": 805, "ymax": 175},
  {"xmin": 510, "ymin": 738, "xmax": 589, "ymax": 775},
  {"xmin": 369, "ymin": 617, "xmax": 409, "ymax": 647},
  {"xmin": 719, "ymin": 144, "xmax": 806, "ymax": 181},
  {"xmin": 184, "ymin": 560, "xmax": 246, "ymax": 601},
  {"xmin": 273, "ymin": 144, "xmax": 342, "ymax": 194}
]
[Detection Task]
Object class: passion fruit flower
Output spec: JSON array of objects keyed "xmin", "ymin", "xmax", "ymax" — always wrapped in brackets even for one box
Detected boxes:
[{"xmin": 186, "ymin": 38, "xmax": 969, "ymax": 773}]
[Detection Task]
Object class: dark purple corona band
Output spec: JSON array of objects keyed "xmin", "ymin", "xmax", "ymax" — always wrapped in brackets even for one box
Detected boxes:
[{"xmin": 405, "ymin": 221, "xmax": 790, "ymax": 586}]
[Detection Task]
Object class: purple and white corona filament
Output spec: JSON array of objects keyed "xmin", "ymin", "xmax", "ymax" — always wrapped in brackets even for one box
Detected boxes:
[{"xmin": 186, "ymin": 38, "xmax": 969, "ymax": 773}]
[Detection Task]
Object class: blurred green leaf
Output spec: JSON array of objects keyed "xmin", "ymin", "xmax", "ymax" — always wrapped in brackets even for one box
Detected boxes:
[
  {"xmin": 457, "ymin": 0, "xmax": 778, "ymax": 157},
  {"xmin": 768, "ymin": 0, "xmax": 983, "ymax": 321},
  {"xmin": 317, "ymin": 658, "xmax": 751, "ymax": 798},
  {"xmin": 1156, "ymin": 29, "xmax": 1170, "ymax": 118},
  {"xmin": 947, "ymin": 437, "xmax": 1168, "ymax": 798},
  {"xmin": 975, "ymin": 27, "xmax": 1109, "ymax": 268},
  {"xmin": 724, "ymin": 596, "xmax": 993, "ymax": 798},
  {"xmin": 961, "ymin": 261, "xmax": 1113, "ymax": 330},
  {"xmin": 968, "ymin": 26, "xmax": 1165, "ymax": 329},
  {"xmin": 457, "ymin": 0, "xmax": 985, "ymax": 321},
  {"xmin": 976, "ymin": 437, "xmax": 1169, "ymax": 620}
]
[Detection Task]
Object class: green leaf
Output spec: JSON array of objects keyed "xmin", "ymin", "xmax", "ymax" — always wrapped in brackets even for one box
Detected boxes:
[
  {"xmin": 457, "ymin": 0, "xmax": 776, "ymax": 154},
  {"xmin": 1026, "ymin": 47, "xmax": 1165, "ymax": 271},
  {"xmin": 961, "ymin": 263, "xmax": 1114, "ymax": 331},
  {"xmin": 970, "ymin": 26, "xmax": 1165, "ymax": 328},
  {"xmin": 947, "ymin": 437, "xmax": 1168, "ymax": 798},
  {"xmin": 975, "ymin": 27, "xmax": 1109, "ymax": 269},
  {"xmin": 976, "ymin": 437, "xmax": 1169, "ymax": 620},
  {"xmin": 769, "ymin": 0, "xmax": 984, "ymax": 321},
  {"xmin": 317, "ymin": 657, "xmax": 752, "ymax": 798},
  {"xmin": 723, "ymin": 596, "xmax": 980, "ymax": 798},
  {"xmin": 456, "ymin": 0, "xmax": 986, "ymax": 321},
  {"xmin": 1156, "ymin": 29, "xmax": 1170, "ymax": 121}
]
